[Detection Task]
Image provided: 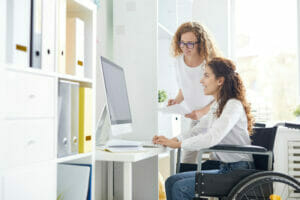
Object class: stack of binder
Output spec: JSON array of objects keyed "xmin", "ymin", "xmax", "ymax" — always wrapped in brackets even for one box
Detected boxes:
[
  {"xmin": 79, "ymin": 87, "xmax": 93, "ymax": 153},
  {"xmin": 58, "ymin": 80, "xmax": 79, "ymax": 158},
  {"xmin": 5, "ymin": 0, "xmax": 55, "ymax": 71}
]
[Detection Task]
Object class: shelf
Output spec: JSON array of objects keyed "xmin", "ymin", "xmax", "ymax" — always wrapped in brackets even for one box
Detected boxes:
[
  {"xmin": 3, "ymin": 63, "xmax": 57, "ymax": 78},
  {"xmin": 57, "ymin": 73, "xmax": 93, "ymax": 86},
  {"xmin": 2, "ymin": 63, "xmax": 92, "ymax": 86},
  {"xmin": 57, "ymin": 152, "xmax": 93, "ymax": 164},
  {"xmin": 158, "ymin": 23, "xmax": 173, "ymax": 40}
]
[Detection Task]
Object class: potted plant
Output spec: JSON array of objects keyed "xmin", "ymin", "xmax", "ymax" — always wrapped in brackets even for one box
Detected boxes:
[
  {"xmin": 158, "ymin": 90, "xmax": 167, "ymax": 108},
  {"xmin": 293, "ymin": 105, "xmax": 300, "ymax": 121}
]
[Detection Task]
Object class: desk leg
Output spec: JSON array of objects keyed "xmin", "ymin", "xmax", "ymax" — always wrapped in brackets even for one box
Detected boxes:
[
  {"xmin": 123, "ymin": 162, "xmax": 132, "ymax": 200},
  {"xmin": 108, "ymin": 162, "xmax": 113, "ymax": 200}
]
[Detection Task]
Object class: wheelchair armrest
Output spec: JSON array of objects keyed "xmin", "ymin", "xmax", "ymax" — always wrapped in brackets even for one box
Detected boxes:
[
  {"xmin": 276, "ymin": 122, "xmax": 300, "ymax": 130},
  {"xmin": 208, "ymin": 144, "xmax": 267, "ymax": 153},
  {"xmin": 176, "ymin": 148, "xmax": 182, "ymax": 173},
  {"xmin": 197, "ymin": 145, "xmax": 273, "ymax": 171}
]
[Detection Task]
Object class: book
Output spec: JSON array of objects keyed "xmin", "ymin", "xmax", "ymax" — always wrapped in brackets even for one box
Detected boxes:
[{"xmin": 57, "ymin": 164, "xmax": 90, "ymax": 200}]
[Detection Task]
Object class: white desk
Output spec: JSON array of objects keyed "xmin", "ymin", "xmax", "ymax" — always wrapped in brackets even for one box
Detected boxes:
[{"xmin": 95, "ymin": 147, "xmax": 169, "ymax": 200}]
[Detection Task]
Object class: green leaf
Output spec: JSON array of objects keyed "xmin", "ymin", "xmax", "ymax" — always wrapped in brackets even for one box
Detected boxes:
[{"xmin": 158, "ymin": 90, "xmax": 167, "ymax": 103}]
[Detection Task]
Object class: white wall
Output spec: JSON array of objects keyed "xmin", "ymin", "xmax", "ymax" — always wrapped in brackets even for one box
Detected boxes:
[
  {"xmin": 113, "ymin": 0, "xmax": 158, "ymax": 140},
  {"xmin": 192, "ymin": 0, "xmax": 231, "ymax": 57},
  {"xmin": 177, "ymin": 0, "xmax": 193, "ymax": 25},
  {"xmin": 95, "ymin": 2, "xmax": 114, "ymax": 199},
  {"xmin": 96, "ymin": 0, "xmax": 113, "ymax": 60},
  {"xmin": 0, "ymin": 0, "xmax": 6, "ymax": 62},
  {"xmin": 157, "ymin": 38, "xmax": 178, "ymax": 137}
]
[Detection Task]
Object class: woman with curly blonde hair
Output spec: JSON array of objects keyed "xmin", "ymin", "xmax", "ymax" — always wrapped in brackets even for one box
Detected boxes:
[
  {"xmin": 153, "ymin": 57, "xmax": 255, "ymax": 200},
  {"xmin": 167, "ymin": 21, "xmax": 221, "ymax": 164}
]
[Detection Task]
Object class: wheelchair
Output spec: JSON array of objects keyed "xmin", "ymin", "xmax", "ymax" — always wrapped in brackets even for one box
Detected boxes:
[{"xmin": 175, "ymin": 123, "xmax": 300, "ymax": 200}]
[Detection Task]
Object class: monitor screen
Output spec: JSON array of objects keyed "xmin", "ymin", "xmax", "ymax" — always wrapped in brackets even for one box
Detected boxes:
[{"xmin": 100, "ymin": 57, "xmax": 132, "ymax": 126}]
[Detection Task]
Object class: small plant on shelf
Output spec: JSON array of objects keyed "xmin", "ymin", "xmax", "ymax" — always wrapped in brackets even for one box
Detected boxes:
[
  {"xmin": 293, "ymin": 105, "xmax": 300, "ymax": 118},
  {"xmin": 158, "ymin": 90, "xmax": 167, "ymax": 103}
]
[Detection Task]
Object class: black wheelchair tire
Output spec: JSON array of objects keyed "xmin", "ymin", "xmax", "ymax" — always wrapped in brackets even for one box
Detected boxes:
[{"xmin": 227, "ymin": 171, "xmax": 300, "ymax": 200}]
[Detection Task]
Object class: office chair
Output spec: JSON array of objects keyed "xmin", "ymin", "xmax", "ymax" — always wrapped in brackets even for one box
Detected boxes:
[{"xmin": 192, "ymin": 123, "xmax": 300, "ymax": 200}]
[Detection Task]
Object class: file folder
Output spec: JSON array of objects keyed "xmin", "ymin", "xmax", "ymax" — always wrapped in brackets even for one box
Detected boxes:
[
  {"xmin": 30, "ymin": 0, "xmax": 42, "ymax": 69},
  {"xmin": 58, "ymin": 0, "xmax": 66, "ymax": 74},
  {"xmin": 79, "ymin": 87, "xmax": 93, "ymax": 153},
  {"xmin": 57, "ymin": 164, "xmax": 90, "ymax": 200},
  {"xmin": 41, "ymin": 0, "xmax": 56, "ymax": 72},
  {"xmin": 66, "ymin": 17, "xmax": 85, "ymax": 77},
  {"xmin": 58, "ymin": 81, "xmax": 79, "ymax": 158},
  {"xmin": 7, "ymin": 0, "xmax": 31, "ymax": 66},
  {"xmin": 71, "ymin": 83, "xmax": 79, "ymax": 154}
]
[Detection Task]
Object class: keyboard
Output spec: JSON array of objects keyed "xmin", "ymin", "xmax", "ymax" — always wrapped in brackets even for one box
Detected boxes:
[
  {"xmin": 105, "ymin": 139, "xmax": 142, "ymax": 147},
  {"xmin": 141, "ymin": 141, "xmax": 162, "ymax": 148},
  {"xmin": 105, "ymin": 139, "xmax": 162, "ymax": 148}
]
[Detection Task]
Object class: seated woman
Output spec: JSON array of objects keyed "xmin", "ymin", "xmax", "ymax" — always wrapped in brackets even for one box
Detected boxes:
[{"xmin": 153, "ymin": 57, "xmax": 255, "ymax": 200}]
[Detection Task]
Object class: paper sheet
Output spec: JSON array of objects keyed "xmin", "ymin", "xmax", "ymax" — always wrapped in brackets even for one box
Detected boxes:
[{"xmin": 158, "ymin": 102, "xmax": 192, "ymax": 115}]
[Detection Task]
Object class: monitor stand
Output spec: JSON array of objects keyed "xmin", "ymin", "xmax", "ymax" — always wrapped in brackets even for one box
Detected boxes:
[{"xmin": 95, "ymin": 105, "xmax": 112, "ymax": 147}]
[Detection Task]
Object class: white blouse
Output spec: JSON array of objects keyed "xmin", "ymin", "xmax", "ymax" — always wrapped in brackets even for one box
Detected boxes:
[
  {"xmin": 177, "ymin": 99, "xmax": 253, "ymax": 163},
  {"xmin": 175, "ymin": 56, "xmax": 213, "ymax": 111}
]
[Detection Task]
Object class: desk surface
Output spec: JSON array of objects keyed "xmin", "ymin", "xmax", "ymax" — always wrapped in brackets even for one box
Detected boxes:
[{"xmin": 95, "ymin": 147, "xmax": 168, "ymax": 162}]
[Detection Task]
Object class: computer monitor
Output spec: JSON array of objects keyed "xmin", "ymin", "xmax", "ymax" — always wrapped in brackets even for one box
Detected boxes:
[{"xmin": 100, "ymin": 56, "xmax": 133, "ymax": 135}]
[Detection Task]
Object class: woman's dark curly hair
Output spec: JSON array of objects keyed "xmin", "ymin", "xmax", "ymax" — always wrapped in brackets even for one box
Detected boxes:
[{"xmin": 207, "ymin": 57, "xmax": 254, "ymax": 134}]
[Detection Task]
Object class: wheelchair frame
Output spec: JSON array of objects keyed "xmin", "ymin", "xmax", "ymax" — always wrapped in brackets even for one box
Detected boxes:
[{"xmin": 175, "ymin": 122, "xmax": 300, "ymax": 200}]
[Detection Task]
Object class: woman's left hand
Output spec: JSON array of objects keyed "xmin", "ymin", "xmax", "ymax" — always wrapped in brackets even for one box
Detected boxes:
[
  {"xmin": 185, "ymin": 110, "xmax": 200, "ymax": 120},
  {"xmin": 155, "ymin": 137, "xmax": 181, "ymax": 149},
  {"xmin": 185, "ymin": 108, "xmax": 207, "ymax": 120}
]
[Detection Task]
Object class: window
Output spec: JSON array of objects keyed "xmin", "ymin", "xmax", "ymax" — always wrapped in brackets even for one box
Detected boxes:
[{"xmin": 233, "ymin": 0, "xmax": 299, "ymax": 122}]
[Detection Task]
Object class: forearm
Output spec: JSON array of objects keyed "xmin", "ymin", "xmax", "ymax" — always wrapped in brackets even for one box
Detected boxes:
[
  {"xmin": 175, "ymin": 89, "xmax": 184, "ymax": 103},
  {"xmin": 196, "ymin": 100, "xmax": 214, "ymax": 116}
]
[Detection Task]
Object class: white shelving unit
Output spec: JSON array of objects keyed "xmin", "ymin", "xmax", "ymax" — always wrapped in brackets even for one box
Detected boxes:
[{"xmin": 0, "ymin": 0, "xmax": 96, "ymax": 199}]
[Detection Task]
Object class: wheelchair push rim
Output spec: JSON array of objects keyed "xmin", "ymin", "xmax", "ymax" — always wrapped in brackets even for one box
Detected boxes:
[{"xmin": 227, "ymin": 171, "xmax": 300, "ymax": 200}]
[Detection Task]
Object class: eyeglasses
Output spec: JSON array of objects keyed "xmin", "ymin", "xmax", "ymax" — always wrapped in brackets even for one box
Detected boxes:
[{"xmin": 178, "ymin": 41, "xmax": 200, "ymax": 49}]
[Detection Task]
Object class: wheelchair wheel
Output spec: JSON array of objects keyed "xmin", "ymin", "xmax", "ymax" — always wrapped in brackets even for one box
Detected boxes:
[{"xmin": 227, "ymin": 171, "xmax": 300, "ymax": 200}]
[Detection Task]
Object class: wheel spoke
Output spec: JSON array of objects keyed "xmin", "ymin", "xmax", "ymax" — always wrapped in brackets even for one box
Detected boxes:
[
  {"xmin": 259, "ymin": 184, "xmax": 266, "ymax": 200},
  {"xmin": 279, "ymin": 181, "xmax": 288, "ymax": 199}
]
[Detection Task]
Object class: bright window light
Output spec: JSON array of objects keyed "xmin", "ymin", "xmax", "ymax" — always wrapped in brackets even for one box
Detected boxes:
[{"xmin": 234, "ymin": 0, "xmax": 299, "ymax": 123}]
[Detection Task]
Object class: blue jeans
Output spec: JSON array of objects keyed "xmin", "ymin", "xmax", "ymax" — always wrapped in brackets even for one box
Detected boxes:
[{"xmin": 165, "ymin": 160, "xmax": 255, "ymax": 200}]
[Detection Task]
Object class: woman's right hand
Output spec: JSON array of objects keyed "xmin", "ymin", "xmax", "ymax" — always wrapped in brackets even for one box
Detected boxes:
[
  {"xmin": 168, "ymin": 99, "xmax": 178, "ymax": 106},
  {"xmin": 152, "ymin": 135, "xmax": 168, "ymax": 144}
]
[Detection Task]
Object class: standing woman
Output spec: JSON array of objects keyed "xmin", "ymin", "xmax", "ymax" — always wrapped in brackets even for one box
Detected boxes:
[
  {"xmin": 153, "ymin": 57, "xmax": 255, "ymax": 199},
  {"xmin": 167, "ymin": 21, "xmax": 221, "ymax": 164}
]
